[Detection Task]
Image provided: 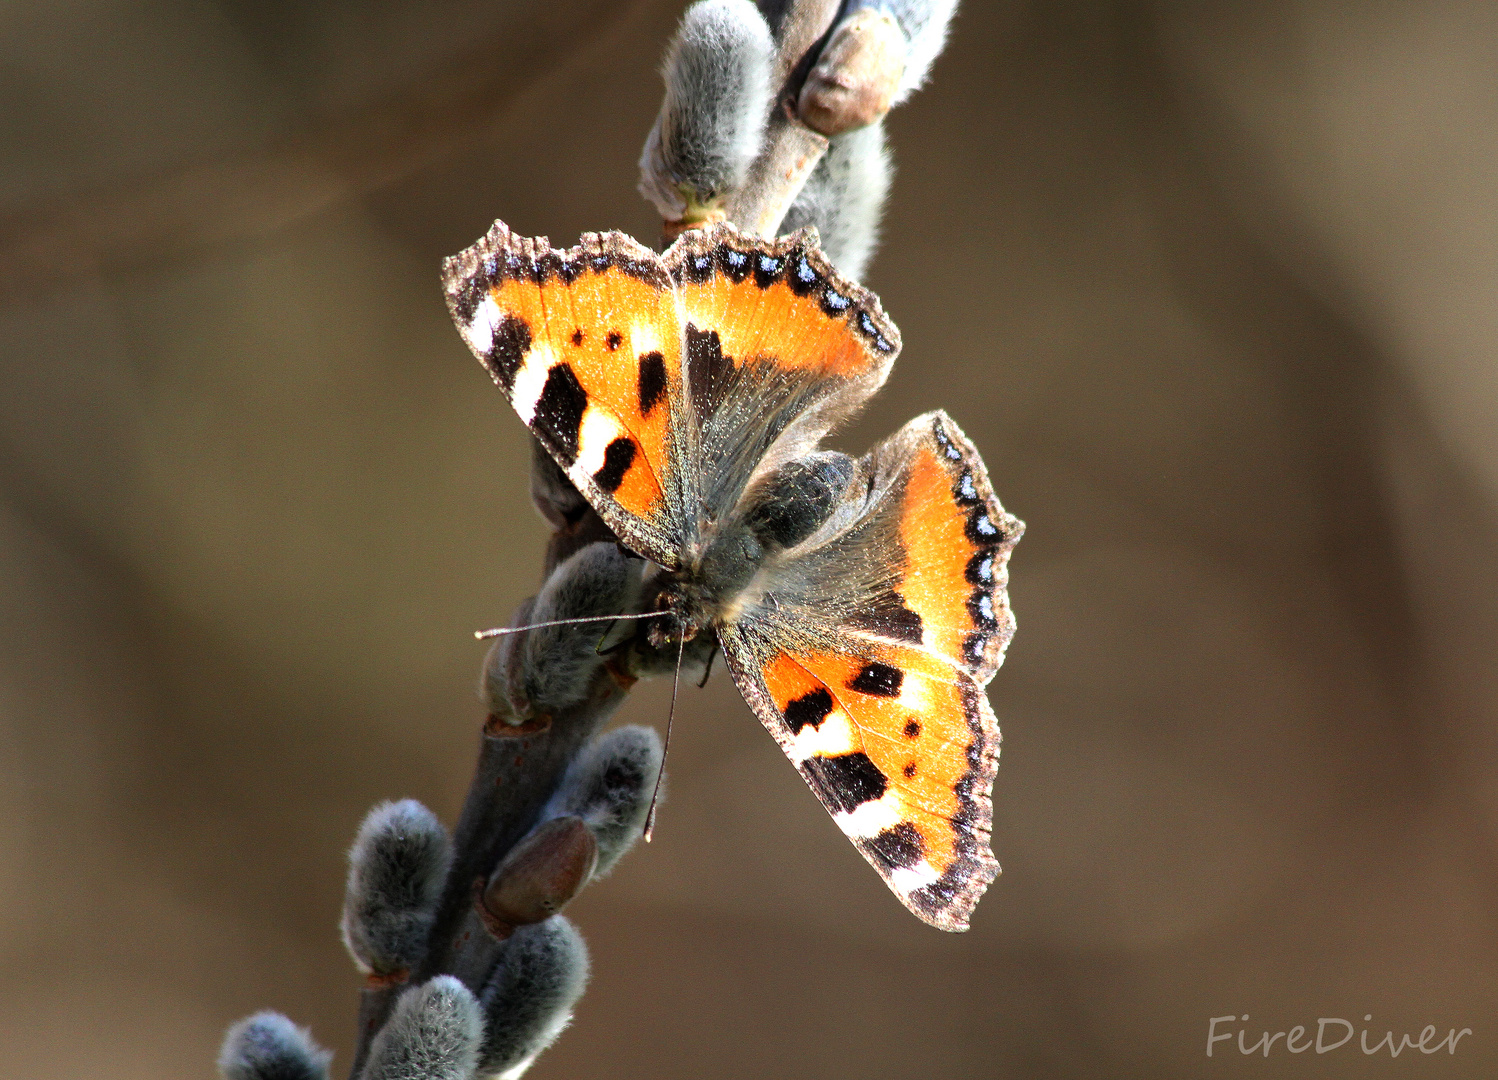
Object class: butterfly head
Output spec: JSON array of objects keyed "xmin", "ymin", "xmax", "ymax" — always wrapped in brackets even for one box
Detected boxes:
[
  {"xmin": 645, "ymin": 578, "xmax": 709, "ymax": 648},
  {"xmin": 647, "ymin": 520, "xmax": 768, "ymax": 649}
]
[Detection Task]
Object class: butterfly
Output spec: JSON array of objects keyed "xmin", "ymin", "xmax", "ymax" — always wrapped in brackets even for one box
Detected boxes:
[{"xmin": 443, "ymin": 220, "xmax": 1021, "ymax": 931}]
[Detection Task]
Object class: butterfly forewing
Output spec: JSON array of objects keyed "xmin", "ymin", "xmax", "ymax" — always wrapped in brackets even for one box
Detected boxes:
[
  {"xmin": 443, "ymin": 221, "xmax": 687, "ymax": 565},
  {"xmin": 664, "ymin": 226, "xmax": 899, "ymax": 532},
  {"xmin": 445, "ymin": 221, "xmax": 898, "ymax": 560}
]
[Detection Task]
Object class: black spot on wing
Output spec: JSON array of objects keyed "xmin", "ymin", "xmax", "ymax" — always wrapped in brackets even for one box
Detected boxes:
[
  {"xmin": 787, "ymin": 252, "xmax": 820, "ymax": 296},
  {"xmin": 910, "ymin": 878, "xmax": 958, "ymax": 916},
  {"xmin": 902, "ymin": 761, "xmax": 917, "ymax": 778},
  {"xmin": 805, "ymin": 752, "xmax": 888, "ymax": 814},
  {"xmin": 679, "ymin": 251, "xmax": 715, "ymax": 284},
  {"xmin": 685, "ymin": 323, "xmax": 734, "ymax": 413},
  {"xmin": 534, "ymin": 251, "xmax": 578, "ymax": 284},
  {"xmin": 848, "ymin": 662, "xmax": 903, "ymax": 697},
  {"xmin": 965, "ymin": 550, "xmax": 995, "ymax": 587},
  {"xmin": 966, "ymin": 590, "xmax": 998, "ymax": 631},
  {"xmin": 533, "ymin": 364, "xmax": 588, "ymax": 461},
  {"xmin": 606, "ymin": 330, "xmax": 623, "ymax": 351},
  {"xmin": 592, "ymin": 438, "xmax": 636, "ymax": 494},
  {"xmin": 570, "ymin": 328, "xmax": 584, "ymax": 346},
  {"xmin": 477, "ymin": 247, "xmax": 588, "ymax": 288},
  {"xmin": 783, "ymin": 688, "xmax": 833, "ymax": 735},
  {"xmin": 903, "ymin": 719, "xmax": 921, "ymax": 739},
  {"xmin": 844, "ymin": 589, "xmax": 923, "ymax": 645},
  {"xmin": 861, "ymin": 822, "xmax": 924, "ymax": 869},
  {"xmin": 484, "ymin": 314, "xmax": 532, "ymax": 390},
  {"xmin": 453, "ymin": 275, "xmax": 489, "ymax": 323},
  {"xmin": 572, "ymin": 246, "xmax": 669, "ymax": 289},
  {"xmin": 717, "ymin": 246, "xmax": 752, "ymax": 282},
  {"xmin": 638, "ymin": 351, "xmax": 667, "ymax": 416},
  {"xmin": 931, "ymin": 418, "xmax": 964, "ymax": 462},
  {"xmin": 965, "ymin": 510, "xmax": 1002, "ymax": 545},
  {"xmin": 820, "ymin": 286, "xmax": 851, "ymax": 317},
  {"xmin": 752, "ymin": 253, "xmax": 784, "ymax": 289},
  {"xmin": 858, "ymin": 311, "xmax": 895, "ymax": 353}
]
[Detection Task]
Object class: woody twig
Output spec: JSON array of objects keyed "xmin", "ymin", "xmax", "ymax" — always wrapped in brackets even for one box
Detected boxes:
[{"xmin": 219, "ymin": 2, "xmax": 960, "ymax": 1078}]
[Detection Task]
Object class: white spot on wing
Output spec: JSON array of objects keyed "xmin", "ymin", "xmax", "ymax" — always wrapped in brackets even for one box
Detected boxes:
[
  {"xmin": 788, "ymin": 712, "xmax": 857, "ymax": 762},
  {"xmin": 575, "ymin": 408, "xmax": 624, "ymax": 477},
  {"xmin": 465, "ymin": 295, "xmax": 502, "ymax": 354},
  {"xmin": 889, "ymin": 860, "xmax": 941, "ymax": 895},
  {"xmin": 510, "ymin": 343, "xmax": 557, "ymax": 425},
  {"xmin": 834, "ymin": 790, "xmax": 905, "ymax": 839},
  {"xmin": 898, "ymin": 673, "xmax": 929, "ymax": 713},
  {"xmin": 629, "ymin": 320, "xmax": 663, "ymax": 361}
]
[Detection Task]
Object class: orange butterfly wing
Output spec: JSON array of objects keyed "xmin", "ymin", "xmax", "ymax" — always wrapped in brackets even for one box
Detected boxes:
[
  {"xmin": 721, "ymin": 412, "xmax": 1022, "ymax": 931},
  {"xmin": 446, "ymin": 219, "xmax": 1020, "ymax": 929},
  {"xmin": 443, "ymin": 221, "xmax": 685, "ymax": 565},
  {"xmin": 663, "ymin": 225, "xmax": 898, "ymax": 529},
  {"xmin": 444, "ymin": 221, "xmax": 898, "ymax": 561}
]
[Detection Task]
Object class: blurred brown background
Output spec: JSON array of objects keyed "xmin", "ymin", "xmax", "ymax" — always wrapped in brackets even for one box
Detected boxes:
[{"xmin": 3, "ymin": 0, "xmax": 1497, "ymax": 1076}]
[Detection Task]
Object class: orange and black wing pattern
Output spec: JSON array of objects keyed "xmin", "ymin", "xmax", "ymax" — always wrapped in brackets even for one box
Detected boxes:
[
  {"xmin": 663, "ymin": 225, "xmax": 899, "ymax": 528},
  {"xmin": 664, "ymin": 224, "xmax": 897, "ymax": 385},
  {"xmin": 443, "ymin": 220, "xmax": 685, "ymax": 566},
  {"xmin": 720, "ymin": 412, "xmax": 1022, "ymax": 931},
  {"xmin": 444, "ymin": 220, "xmax": 899, "ymax": 558},
  {"xmin": 856, "ymin": 411, "xmax": 1022, "ymax": 684}
]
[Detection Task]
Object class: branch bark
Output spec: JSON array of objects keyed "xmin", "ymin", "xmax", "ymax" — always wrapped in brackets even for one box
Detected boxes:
[{"xmin": 721, "ymin": 0, "xmax": 843, "ymax": 236}]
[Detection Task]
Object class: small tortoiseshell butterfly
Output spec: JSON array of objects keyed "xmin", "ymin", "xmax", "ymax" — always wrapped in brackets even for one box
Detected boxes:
[{"xmin": 443, "ymin": 221, "xmax": 1022, "ymax": 931}]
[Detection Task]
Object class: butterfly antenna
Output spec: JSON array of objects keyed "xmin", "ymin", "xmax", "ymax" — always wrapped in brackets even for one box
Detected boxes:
[
  {"xmin": 643, "ymin": 625, "xmax": 686, "ymax": 842},
  {"xmin": 475, "ymin": 611, "xmax": 667, "ymax": 640}
]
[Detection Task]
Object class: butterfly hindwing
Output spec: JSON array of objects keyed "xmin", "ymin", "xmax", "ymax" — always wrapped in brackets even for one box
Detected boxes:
[
  {"xmin": 719, "ymin": 411, "xmax": 1022, "ymax": 930},
  {"xmin": 861, "ymin": 411, "xmax": 1022, "ymax": 682},
  {"xmin": 443, "ymin": 221, "xmax": 686, "ymax": 566},
  {"xmin": 726, "ymin": 634, "xmax": 1002, "ymax": 931}
]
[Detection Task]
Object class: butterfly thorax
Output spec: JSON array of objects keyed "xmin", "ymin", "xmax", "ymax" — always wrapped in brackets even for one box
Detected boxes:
[
  {"xmin": 649, "ymin": 524, "xmax": 765, "ymax": 645},
  {"xmin": 647, "ymin": 452, "xmax": 859, "ymax": 646}
]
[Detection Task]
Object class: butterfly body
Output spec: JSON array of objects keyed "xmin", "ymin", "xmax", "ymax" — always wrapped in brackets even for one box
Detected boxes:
[
  {"xmin": 445, "ymin": 220, "xmax": 1021, "ymax": 931},
  {"xmin": 646, "ymin": 449, "xmax": 857, "ymax": 646}
]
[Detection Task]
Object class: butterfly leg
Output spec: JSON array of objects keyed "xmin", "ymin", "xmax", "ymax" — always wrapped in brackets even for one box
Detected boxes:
[{"xmin": 696, "ymin": 637, "xmax": 720, "ymax": 688}]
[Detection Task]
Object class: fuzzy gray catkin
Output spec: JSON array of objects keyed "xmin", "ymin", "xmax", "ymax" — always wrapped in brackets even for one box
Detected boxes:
[
  {"xmin": 639, "ymin": 0, "xmax": 774, "ymax": 219},
  {"xmin": 542, "ymin": 724, "xmax": 663, "ymax": 877},
  {"xmin": 874, "ymin": 0, "xmax": 961, "ymax": 104},
  {"xmin": 780, "ymin": 121, "xmax": 892, "ymax": 281},
  {"xmin": 360, "ymin": 977, "xmax": 485, "ymax": 1080},
  {"xmin": 341, "ymin": 800, "xmax": 453, "ymax": 978},
  {"xmin": 477, "ymin": 918, "xmax": 591, "ymax": 1078},
  {"xmin": 219, "ymin": 1012, "xmax": 332, "ymax": 1080},
  {"xmin": 479, "ymin": 542, "xmax": 643, "ymax": 721},
  {"xmin": 528, "ymin": 441, "xmax": 590, "ymax": 529},
  {"xmin": 780, "ymin": 0, "xmax": 959, "ymax": 277}
]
